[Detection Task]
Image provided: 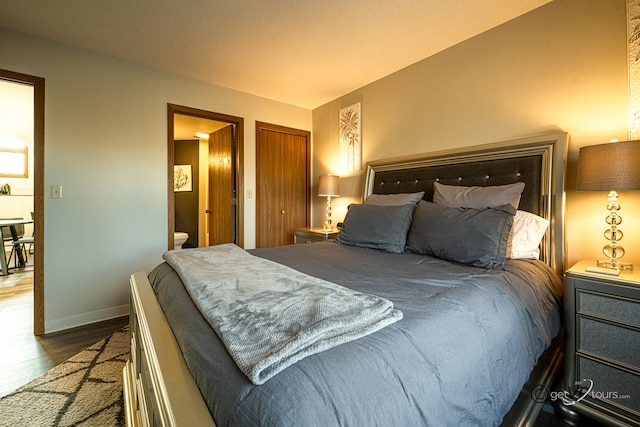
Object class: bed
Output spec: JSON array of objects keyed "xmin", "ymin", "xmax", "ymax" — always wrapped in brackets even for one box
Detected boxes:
[{"xmin": 123, "ymin": 132, "xmax": 568, "ymax": 427}]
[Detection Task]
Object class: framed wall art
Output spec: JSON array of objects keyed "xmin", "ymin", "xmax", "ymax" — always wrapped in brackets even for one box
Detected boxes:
[
  {"xmin": 339, "ymin": 102, "xmax": 362, "ymax": 171},
  {"xmin": 174, "ymin": 164, "xmax": 192, "ymax": 192},
  {"xmin": 629, "ymin": 0, "xmax": 640, "ymax": 139}
]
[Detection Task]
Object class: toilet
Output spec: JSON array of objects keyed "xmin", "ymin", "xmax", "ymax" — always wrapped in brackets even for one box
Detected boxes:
[{"xmin": 174, "ymin": 232, "xmax": 189, "ymax": 249}]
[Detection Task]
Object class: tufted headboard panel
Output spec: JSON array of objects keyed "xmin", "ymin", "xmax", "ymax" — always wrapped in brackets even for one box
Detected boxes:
[
  {"xmin": 370, "ymin": 155, "xmax": 542, "ymax": 215},
  {"xmin": 363, "ymin": 133, "xmax": 568, "ymax": 275}
]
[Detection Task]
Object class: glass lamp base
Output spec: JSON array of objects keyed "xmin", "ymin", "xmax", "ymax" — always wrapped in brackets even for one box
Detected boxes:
[{"xmin": 596, "ymin": 259, "xmax": 634, "ymax": 271}]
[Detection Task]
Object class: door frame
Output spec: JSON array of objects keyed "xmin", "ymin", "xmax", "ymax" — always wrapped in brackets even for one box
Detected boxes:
[
  {"xmin": 167, "ymin": 104, "xmax": 244, "ymax": 249},
  {"xmin": 0, "ymin": 69, "xmax": 45, "ymax": 335}
]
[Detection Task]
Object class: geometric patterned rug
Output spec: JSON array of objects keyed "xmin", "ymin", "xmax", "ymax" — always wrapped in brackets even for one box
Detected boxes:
[
  {"xmin": 0, "ymin": 326, "xmax": 129, "ymax": 427},
  {"xmin": 0, "ymin": 323, "xmax": 594, "ymax": 427}
]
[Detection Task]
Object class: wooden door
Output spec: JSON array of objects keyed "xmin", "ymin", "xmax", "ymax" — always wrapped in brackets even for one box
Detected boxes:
[
  {"xmin": 256, "ymin": 122, "xmax": 310, "ymax": 248},
  {"xmin": 208, "ymin": 125, "xmax": 235, "ymax": 245}
]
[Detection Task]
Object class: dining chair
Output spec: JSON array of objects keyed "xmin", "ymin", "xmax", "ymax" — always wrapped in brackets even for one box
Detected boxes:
[
  {"xmin": 28, "ymin": 211, "xmax": 34, "ymax": 254},
  {"xmin": 0, "ymin": 218, "xmax": 30, "ymax": 268},
  {"xmin": 1, "ymin": 222, "xmax": 13, "ymax": 258}
]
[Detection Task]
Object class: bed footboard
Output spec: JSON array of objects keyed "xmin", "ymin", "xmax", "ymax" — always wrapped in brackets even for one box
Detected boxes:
[{"xmin": 123, "ymin": 271, "xmax": 216, "ymax": 427}]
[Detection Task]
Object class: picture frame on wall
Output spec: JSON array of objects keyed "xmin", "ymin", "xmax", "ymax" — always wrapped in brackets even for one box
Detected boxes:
[
  {"xmin": 339, "ymin": 102, "xmax": 362, "ymax": 171},
  {"xmin": 174, "ymin": 164, "xmax": 192, "ymax": 192},
  {"xmin": 629, "ymin": 0, "xmax": 640, "ymax": 139}
]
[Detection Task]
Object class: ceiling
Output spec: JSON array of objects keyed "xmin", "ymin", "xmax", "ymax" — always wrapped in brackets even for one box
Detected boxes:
[
  {"xmin": 174, "ymin": 114, "xmax": 230, "ymax": 140},
  {"xmin": 0, "ymin": 0, "xmax": 551, "ymax": 110}
]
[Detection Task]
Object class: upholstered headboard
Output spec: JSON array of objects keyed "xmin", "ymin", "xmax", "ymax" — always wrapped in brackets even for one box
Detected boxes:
[{"xmin": 363, "ymin": 133, "xmax": 568, "ymax": 275}]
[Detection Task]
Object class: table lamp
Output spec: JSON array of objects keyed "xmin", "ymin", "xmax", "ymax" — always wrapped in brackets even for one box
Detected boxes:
[
  {"xmin": 576, "ymin": 140, "xmax": 640, "ymax": 271},
  {"xmin": 318, "ymin": 175, "xmax": 340, "ymax": 231}
]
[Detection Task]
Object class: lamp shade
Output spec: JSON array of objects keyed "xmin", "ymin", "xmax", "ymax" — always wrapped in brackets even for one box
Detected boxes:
[
  {"xmin": 576, "ymin": 140, "xmax": 640, "ymax": 191},
  {"xmin": 318, "ymin": 175, "xmax": 340, "ymax": 196}
]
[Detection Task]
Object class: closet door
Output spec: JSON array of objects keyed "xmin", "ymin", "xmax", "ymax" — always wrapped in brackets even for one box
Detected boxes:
[{"xmin": 256, "ymin": 122, "xmax": 310, "ymax": 248}]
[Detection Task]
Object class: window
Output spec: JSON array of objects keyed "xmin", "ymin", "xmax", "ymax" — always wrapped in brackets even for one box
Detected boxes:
[{"xmin": 0, "ymin": 137, "xmax": 28, "ymax": 178}]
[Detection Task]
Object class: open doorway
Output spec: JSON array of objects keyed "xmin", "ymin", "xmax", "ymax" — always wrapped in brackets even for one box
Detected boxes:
[
  {"xmin": 0, "ymin": 69, "xmax": 45, "ymax": 335},
  {"xmin": 168, "ymin": 104, "xmax": 244, "ymax": 249}
]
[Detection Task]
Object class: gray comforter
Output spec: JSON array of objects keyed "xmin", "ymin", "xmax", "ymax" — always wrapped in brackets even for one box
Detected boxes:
[{"xmin": 150, "ymin": 241, "xmax": 562, "ymax": 427}]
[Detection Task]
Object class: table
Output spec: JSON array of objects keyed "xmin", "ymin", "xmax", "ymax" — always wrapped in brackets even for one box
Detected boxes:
[
  {"xmin": 0, "ymin": 218, "xmax": 33, "ymax": 276},
  {"xmin": 560, "ymin": 260, "xmax": 640, "ymax": 426},
  {"xmin": 293, "ymin": 227, "xmax": 339, "ymax": 244}
]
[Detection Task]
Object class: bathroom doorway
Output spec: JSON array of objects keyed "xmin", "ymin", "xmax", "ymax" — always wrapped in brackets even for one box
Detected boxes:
[{"xmin": 168, "ymin": 104, "xmax": 244, "ymax": 249}]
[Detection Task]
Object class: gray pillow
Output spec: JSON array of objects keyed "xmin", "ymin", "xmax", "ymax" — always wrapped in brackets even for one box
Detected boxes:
[
  {"xmin": 365, "ymin": 192, "xmax": 425, "ymax": 206},
  {"xmin": 406, "ymin": 201, "xmax": 515, "ymax": 269},
  {"xmin": 337, "ymin": 203, "xmax": 415, "ymax": 253},
  {"xmin": 433, "ymin": 181, "xmax": 525, "ymax": 210}
]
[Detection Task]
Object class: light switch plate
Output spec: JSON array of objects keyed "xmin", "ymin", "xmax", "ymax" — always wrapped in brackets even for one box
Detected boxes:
[{"xmin": 51, "ymin": 185, "xmax": 63, "ymax": 199}]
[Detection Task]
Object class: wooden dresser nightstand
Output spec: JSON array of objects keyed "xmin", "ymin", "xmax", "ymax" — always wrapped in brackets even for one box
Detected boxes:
[
  {"xmin": 560, "ymin": 260, "xmax": 640, "ymax": 426},
  {"xmin": 293, "ymin": 227, "xmax": 339, "ymax": 244}
]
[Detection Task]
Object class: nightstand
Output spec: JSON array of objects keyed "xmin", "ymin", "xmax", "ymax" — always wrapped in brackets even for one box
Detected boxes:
[
  {"xmin": 293, "ymin": 227, "xmax": 339, "ymax": 244},
  {"xmin": 560, "ymin": 260, "xmax": 640, "ymax": 426}
]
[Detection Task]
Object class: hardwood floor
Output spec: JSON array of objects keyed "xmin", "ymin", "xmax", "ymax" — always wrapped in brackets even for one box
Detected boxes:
[{"xmin": 0, "ymin": 257, "xmax": 128, "ymax": 398}]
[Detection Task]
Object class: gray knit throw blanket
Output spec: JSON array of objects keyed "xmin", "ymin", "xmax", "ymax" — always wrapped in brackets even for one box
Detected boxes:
[{"xmin": 163, "ymin": 244, "xmax": 402, "ymax": 385}]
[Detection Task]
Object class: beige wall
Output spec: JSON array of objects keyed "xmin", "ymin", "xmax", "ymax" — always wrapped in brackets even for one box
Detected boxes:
[
  {"xmin": 312, "ymin": 0, "xmax": 637, "ymax": 269},
  {"xmin": 1, "ymin": 28, "xmax": 311, "ymax": 331},
  {"xmin": 1, "ymin": 0, "xmax": 635, "ymax": 331}
]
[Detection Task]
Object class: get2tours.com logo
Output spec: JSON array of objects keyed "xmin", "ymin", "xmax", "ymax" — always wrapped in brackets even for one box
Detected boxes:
[{"xmin": 531, "ymin": 379, "xmax": 631, "ymax": 405}]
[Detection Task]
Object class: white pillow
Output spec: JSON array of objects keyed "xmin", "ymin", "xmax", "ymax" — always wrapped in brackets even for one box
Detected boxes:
[
  {"xmin": 506, "ymin": 210, "xmax": 549, "ymax": 259},
  {"xmin": 365, "ymin": 191, "xmax": 425, "ymax": 206},
  {"xmin": 433, "ymin": 182, "xmax": 525, "ymax": 211}
]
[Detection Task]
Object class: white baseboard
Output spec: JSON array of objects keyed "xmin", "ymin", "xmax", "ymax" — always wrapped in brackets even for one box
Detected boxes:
[{"xmin": 44, "ymin": 303, "xmax": 129, "ymax": 333}]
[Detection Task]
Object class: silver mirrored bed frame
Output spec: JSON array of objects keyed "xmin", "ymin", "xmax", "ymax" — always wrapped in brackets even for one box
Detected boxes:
[{"xmin": 124, "ymin": 132, "xmax": 568, "ymax": 427}]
